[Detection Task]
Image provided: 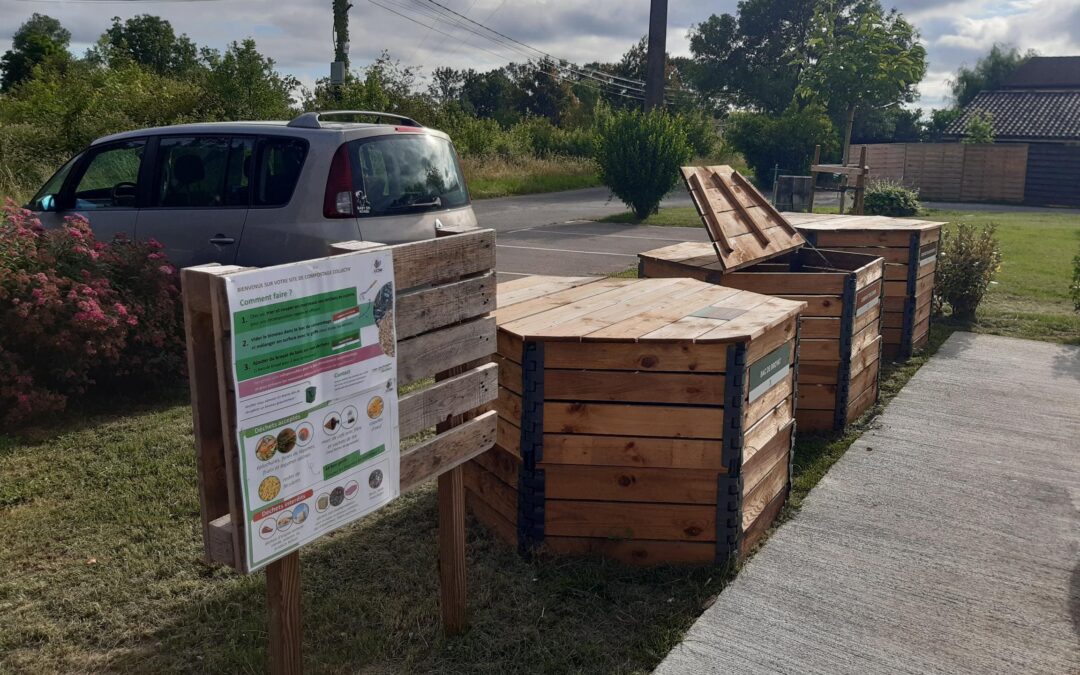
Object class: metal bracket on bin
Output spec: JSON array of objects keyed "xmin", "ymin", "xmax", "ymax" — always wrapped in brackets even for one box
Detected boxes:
[
  {"xmin": 717, "ymin": 342, "xmax": 747, "ymax": 566},
  {"xmin": 834, "ymin": 274, "xmax": 857, "ymax": 431},
  {"xmin": 517, "ymin": 341, "xmax": 546, "ymax": 554},
  {"xmin": 900, "ymin": 232, "xmax": 920, "ymax": 359},
  {"xmin": 787, "ymin": 318, "xmax": 802, "ymax": 496}
]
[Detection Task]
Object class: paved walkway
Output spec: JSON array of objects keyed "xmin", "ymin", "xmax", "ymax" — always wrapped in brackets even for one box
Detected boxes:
[{"xmin": 656, "ymin": 333, "xmax": 1080, "ymax": 675}]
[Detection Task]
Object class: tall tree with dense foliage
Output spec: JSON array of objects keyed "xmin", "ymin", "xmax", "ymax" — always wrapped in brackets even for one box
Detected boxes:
[
  {"xmin": 91, "ymin": 15, "xmax": 200, "ymax": 76},
  {"xmin": 797, "ymin": 0, "xmax": 926, "ymax": 161},
  {"xmin": 688, "ymin": 0, "xmax": 821, "ymax": 113},
  {"xmin": 0, "ymin": 14, "xmax": 71, "ymax": 92},
  {"xmin": 951, "ymin": 44, "xmax": 1035, "ymax": 108},
  {"xmin": 203, "ymin": 40, "xmax": 298, "ymax": 120}
]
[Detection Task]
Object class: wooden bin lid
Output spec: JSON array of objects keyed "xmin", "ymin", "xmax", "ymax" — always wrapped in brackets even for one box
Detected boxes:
[
  {"xmin": 785, "ymin": 213, "xmax": 945, "ymax": 233},
  {"xmin": 681, "ymin": 165, "xmax": 806, "ymax": 272},
  {"xmin": 495, "ymin": 276, "xmax": 804, "ymax": 343}
]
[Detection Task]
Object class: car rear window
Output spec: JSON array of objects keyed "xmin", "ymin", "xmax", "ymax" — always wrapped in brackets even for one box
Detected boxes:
[
  {"xmin": 349, "ymin": 134, "xmax": 469, "ymax": 217},
  {"xmin": 253, "ymin": 137, "xmax": 308, "ymax": 207}
]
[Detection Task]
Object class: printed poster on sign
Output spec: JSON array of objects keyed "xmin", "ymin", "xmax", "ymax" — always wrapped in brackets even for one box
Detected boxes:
[{"xmin": 224, "ymin": 251, "xmax": 400, "ymax": 573}]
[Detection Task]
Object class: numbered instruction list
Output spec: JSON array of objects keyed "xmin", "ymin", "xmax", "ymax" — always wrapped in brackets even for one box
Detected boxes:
[{"xmin": 224, "ymin": 251, "xmax": 400, "ymax": 572}]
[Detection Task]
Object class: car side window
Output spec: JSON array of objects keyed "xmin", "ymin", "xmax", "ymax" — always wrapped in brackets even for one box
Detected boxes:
[
  {"xmin": 253, "ymin": 137, "xmax": 307, "ymax": 207},
  {"xmin": 224, "ymin": 137, "xmax": 255, "ymax": 206},
  {"xmin": 71, "ymin": 141, "xmax": 145, "ymax": 210},
  {"xmin": 155, "ymin": 136, "xmax": 234, "ymax": 208}
]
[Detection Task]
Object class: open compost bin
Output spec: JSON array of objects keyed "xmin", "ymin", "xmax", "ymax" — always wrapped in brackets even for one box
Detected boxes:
[
  {"xmin": 465, "ymin": 276, "xmax": 804, "ymax": 566},
  {"xmin": 638, "ymin": 166, "xmax": 886, "ymax": 432},
  {"xmin": 786, "ymin": 213, "xmax": 943, "ymax": 361}
]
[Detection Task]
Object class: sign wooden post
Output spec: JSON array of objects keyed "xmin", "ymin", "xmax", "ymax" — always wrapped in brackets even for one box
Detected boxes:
[{"xmin": 182, "ymin": 229, "xmax": 497, "ymax": 670}]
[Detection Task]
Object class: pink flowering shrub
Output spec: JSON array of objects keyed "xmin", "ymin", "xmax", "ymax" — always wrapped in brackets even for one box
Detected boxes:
[{"xmin": 0, "ymin": 200, "xmax": 184, "ymax": 425}]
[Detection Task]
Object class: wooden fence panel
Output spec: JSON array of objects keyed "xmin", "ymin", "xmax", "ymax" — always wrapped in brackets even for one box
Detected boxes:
[
  {"xmin": 961, "ymin": 144, "xmax": 1027, "ymax": 203},
  {"xmin": 858, "ymin": 143, "xmax": 1030, "ymax": 203}
]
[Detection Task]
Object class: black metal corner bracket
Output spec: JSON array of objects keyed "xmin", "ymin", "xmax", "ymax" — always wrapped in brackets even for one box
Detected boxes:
[
  {"xmin": 517, "ymin": 340, "xmax": 546, "ymax": 554},
  {"xmin": 834, "ymin": 274, "xmax": 857, "ymax": 431},
  {"xmin": 900, "ymin": 232, "xmax": 920, "ymax": 359},
  {"xmin": 716, "ymin": 342, "xmax": 747, "ymax": 566},
  {"xmin": 787, "ymin": 318, "xmax": 802, "ymax": 497}
]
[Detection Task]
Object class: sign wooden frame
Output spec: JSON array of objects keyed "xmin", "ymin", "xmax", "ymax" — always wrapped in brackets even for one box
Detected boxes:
[{"xmin": 181, "ymin": 228, "xmax": 498, "ymax": 673}]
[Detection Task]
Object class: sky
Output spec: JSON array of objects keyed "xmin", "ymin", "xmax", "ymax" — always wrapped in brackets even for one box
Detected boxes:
[{"xmin": 1, "ymin": 0, "xmax": 1078, "ymax": 111}]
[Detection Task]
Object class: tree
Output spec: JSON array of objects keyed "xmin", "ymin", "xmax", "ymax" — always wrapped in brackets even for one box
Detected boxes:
[
  {"xmin": 93, "ymin": 15, "xmax": 200, "ymax": 76},
  {"xmin": 508, "ymin": 59, "xmax": 578, "ymax": 125},
  {"xmin": 459, "ymin": 68, "xmax": 516, "ymax": 124},
  {"xmin": 428, "ymin": 67, "xmax": 464, "ymax": 107},
  {"xmin": 961, "ymin": 111, "xmax": 994, "ymax": 144},
  {"xmin": 924, "ymin": 107, "xmax": 962, "ymax": 141},
  {"xmin": 0, "ymin": 14, "xmax": 71, "ymax": 91},
  {"xmin": 951, "ymin": 44, "xmax": 1034, "ymax": 108},
  {"xmin": 203, "ymin": 40, "xmax": 297, "ymax": 120},
  {"xmin": 688, "ymin": 1, "xmax": 820, "ymax": 113},
  {"xmin": 797, "ymin": 0, "xmax": 926, "ymax": 161},
  {"xmin": 850, "ymin": 106, "xmax": 923, "ymax": 144}
]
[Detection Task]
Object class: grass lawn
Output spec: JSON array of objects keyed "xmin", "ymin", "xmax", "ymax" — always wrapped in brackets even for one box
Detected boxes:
[
  {"xmin": 462, "ymin": 155, "xmax": 600, "ymax": 199},
  {"xmin": 601, "ymin": 206, "xmax": 1080, "ymax": 344}
]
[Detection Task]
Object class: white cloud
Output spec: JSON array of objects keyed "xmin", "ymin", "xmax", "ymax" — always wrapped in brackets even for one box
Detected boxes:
[{"xmin": 0, "ymin": 0, "xmax": 1075, "ymax": 111}]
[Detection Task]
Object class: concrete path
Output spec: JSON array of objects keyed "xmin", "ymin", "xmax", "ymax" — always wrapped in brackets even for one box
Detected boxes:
[{"xmin": 656, "ymin": 333, "xmax": 1080, "ymax": 675}]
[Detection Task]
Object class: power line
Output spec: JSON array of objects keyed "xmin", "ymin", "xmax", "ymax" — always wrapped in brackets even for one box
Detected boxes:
[
  {"xmin": 365, "ymin": 0, "xmax": 646, "ymax": 101},
  {"xmin": 372, "ymin": 0, "xmax": 649, "ymax": 100},
  {"xmin": 399, "ymin": 0, "xmax": 658, "ymax": 97},
  {"xmin": 413, "ymin": 0, "xmax": 683, "ymax": 94}
]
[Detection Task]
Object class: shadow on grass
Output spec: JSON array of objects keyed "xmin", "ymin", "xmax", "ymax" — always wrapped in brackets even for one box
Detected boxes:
[
  {"xmin": 109, "ymin": 487, "xmax": 722, "ymax": 674},
  {"xmin": 0, "ymin": 385, "xmax": 189, "ymax": 453}
]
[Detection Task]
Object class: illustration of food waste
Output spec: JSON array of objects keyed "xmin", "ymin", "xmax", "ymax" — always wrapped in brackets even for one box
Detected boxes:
[{"xmin": 225, "ymin": 251, "xmax": 400, "ymax": 572}]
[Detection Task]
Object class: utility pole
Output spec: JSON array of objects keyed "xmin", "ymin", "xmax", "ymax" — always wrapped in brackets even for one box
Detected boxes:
[
  {"xmin": 333, "ymin": 0, "xmax": 352, "ymax": 70},
  {"xmin": 644, "ymin": 0, "xmax": 668, "ymax": 111}
]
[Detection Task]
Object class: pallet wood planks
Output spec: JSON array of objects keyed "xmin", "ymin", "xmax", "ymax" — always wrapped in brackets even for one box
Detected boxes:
[
  {"xmin": 638, "ymin": 165, "xmax": 886, "ymax": 433},
  {"xmin": 465, "ymin": 276, "xmax": 805, "ymax": 567},
  {"xmin": 787, "ymin": 213, "xmax": 943, "ymax": 360}
]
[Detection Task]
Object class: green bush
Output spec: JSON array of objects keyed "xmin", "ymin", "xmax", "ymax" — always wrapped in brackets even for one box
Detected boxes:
[
  {"xmin": 723, "ymin": 105, "xmax": 838, "ymax": 187},
  {"xmin": 678, "ymin": 109, "xmax": 718, "ymax": 158},
  {"xmin": 593, "ymin": 108, "xmax": 692, "ymax": 220},
  {"xmin": 864, "ymin": 179, "xmax": 921, "ymax": 216},
  {"xmin": 934, "ymin": 223, "xmax": 1002, "ymax": 320}
]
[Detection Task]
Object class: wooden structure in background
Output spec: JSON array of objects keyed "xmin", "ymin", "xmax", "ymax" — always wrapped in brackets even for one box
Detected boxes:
[
  {"xmin": 466, "ymin": 276, "xmax": 804, "ymax": 566},
  {"xmin": 182, "ymin": 229, "xmax": 497, "ymax": 673},
  {"xmin": 788, "ymin": 213, "xmax": 943, "ymax": 361},
  {"xmin": 639, "ymin": 165, "xmax": 885, "ymax": 432},
  {"xmin": 849, "ymin": 143, "xmax": 1029, "ymax": 203},
  {"xmin": 808, "ymin": 145, "xmax": 869, "ymax": 215}
]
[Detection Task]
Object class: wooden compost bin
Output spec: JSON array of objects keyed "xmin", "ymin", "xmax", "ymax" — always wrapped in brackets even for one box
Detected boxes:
[
  {"xmin": 465, "ymin": 276, "xmax": 805, "ymax": 566},
  {"xmin": 636, "ymin": 165, "xmax": 886, "ymax": 433},
  {"xmin": 786, "ymin": 213, "xmax": 943, "ymax": 360}
]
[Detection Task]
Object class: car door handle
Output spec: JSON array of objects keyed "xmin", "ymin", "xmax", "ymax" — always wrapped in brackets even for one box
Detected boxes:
[{"xmin": 209, "ymin": 235, "xmax": 235, "ymax": 246}]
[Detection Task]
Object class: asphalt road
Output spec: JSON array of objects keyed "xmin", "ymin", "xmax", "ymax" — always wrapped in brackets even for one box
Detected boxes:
[{"xmin": 472, "ymin": 188, "xmax": 703, "ymax": 280}]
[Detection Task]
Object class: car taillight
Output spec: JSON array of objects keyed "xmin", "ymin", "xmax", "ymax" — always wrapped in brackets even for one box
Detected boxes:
[{"xmin": 324, "ymin": 144, "xmax": 354, "ymax": 218}]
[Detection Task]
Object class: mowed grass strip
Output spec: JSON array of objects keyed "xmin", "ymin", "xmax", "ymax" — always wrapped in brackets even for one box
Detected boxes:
[{"xmin": 602, "ymin": 205, "xmax": 1080, "ymax": 344}]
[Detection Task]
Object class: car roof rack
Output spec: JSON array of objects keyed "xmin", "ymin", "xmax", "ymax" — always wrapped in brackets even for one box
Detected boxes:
[{"xmin": 287, "ymin": 110, "xmax": 423, "ymax": 129}]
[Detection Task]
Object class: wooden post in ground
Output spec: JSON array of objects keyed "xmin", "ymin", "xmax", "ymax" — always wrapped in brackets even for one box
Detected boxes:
[
  {"xmin": 266, "ymin": 552, "xmax": 303, "ymax": 675},
  {"xmin": 438, "ymin": 467, "xmax": 467, "ymax": 634},
  {"xmin": 854, "ymin": 146, "xmax": 868, "ymax": 215},
  {"xmin": 807, "ymin": 144, "xmax": 821, "ymax": 213}
]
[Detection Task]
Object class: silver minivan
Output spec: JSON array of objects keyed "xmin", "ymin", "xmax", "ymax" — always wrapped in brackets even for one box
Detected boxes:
[{"xmin": 27, "ymin": 111, "xmax": 478, "ymax": 268}]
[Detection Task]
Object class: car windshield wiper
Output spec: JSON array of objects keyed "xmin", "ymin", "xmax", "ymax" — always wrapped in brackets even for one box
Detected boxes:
[{"xmin": 381, "ymin": 196, "xmax": 442, "ymax": 212}]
